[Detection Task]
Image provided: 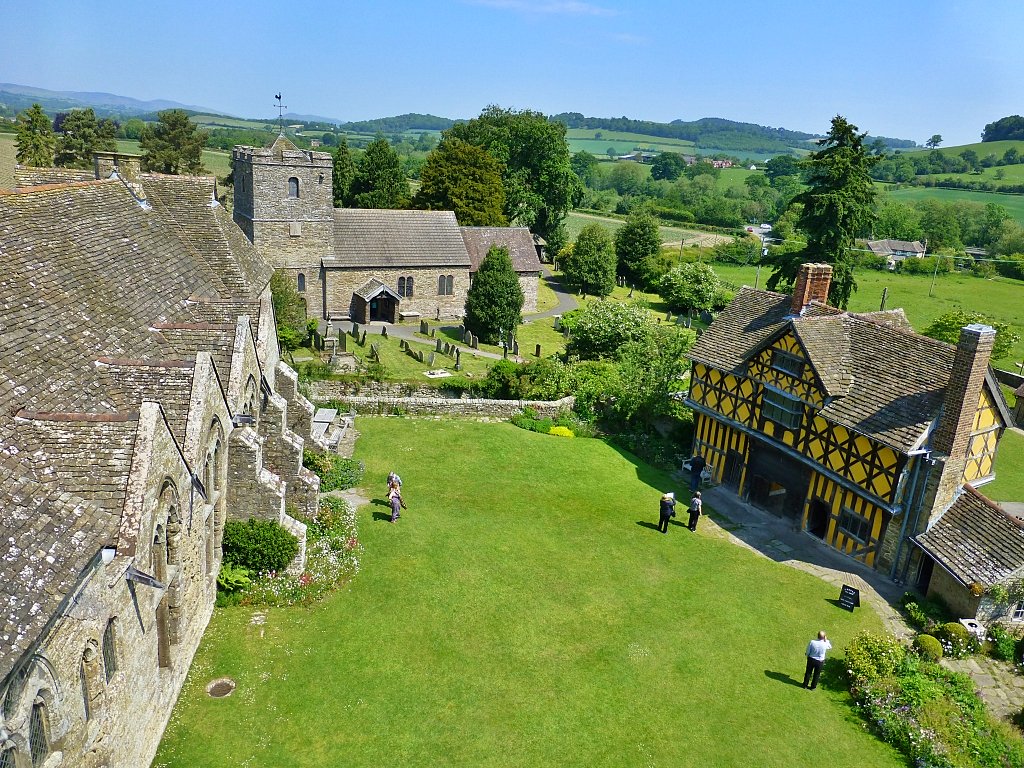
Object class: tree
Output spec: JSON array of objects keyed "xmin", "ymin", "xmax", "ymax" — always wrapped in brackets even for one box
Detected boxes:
[
  {"xmin": 982, "ymin": 115, "xmax": 1024, "ymax": 143},
  {"xmin": 463, "ymin": 246, "xmax": 524, "ymax": 344},
  {"xmin": 447, "ymin": 106, "xmax": 581, "ymax": 254},
  {"xmin": 332, "ymin": 137, "xmax": 357, "ymax": 207},
  {"xmin": 54, "ymin": 108, "xmax": 116, "ymax": 168},
  {"xmin": 659, "ymin": 262, "xmax": 721, "ymax": 314},
  {"xmin": 765, "ymin": 115, "xmax": 877, "ymax": 308},
  {"xmin": 650, "ymin": 151, "xmax": 687, "ymax": 181},
  {"xmin": 563, "ymin": 300, "xmax": 654, "ymax": 360},
  {"xmin": 412, "ymin": 137, "xmax": 507, "ymax": 226},
  {"xmin": 561, "ymin": 223, "xmax": 616, "ymax": 297},
  {"xmin": 764, "ymin": 154, "xmax": 802, "ymax": 184},
  {"xmin": 270, "ymin": 271, "xmax": 309, "ymax": 351},
  {"xmin": 925, "ymin": 134, "xmax": 943, "ymax": 149},
  {"xmin": 923, "ymin": 310, "xmax": 1019, "ymax": 361},
  {"xmin": 15, "ymin": 104, "xmax": 56, "ymax": 167},
  {"xmin": 613, "ymin": 326, "xmax": 693, "ymax": 421},
  {"xmin": 874, "ymin": 199, "xmax": 923, "ymax": 242},
  {"xmin": 350, "ymin": 136, "xmax": 409, "ymax": 209},
  {"xmin": 139, "ymin": 109, "xmax": 208, "ymax": 174},
  {"xmin": 614, "ymin": 207, "xmax": 660, "ymax": 282},
  {"xmin": 570, "ymin": 150, "xmax": 599, "ymax": 185},
  {"xmin": 869, "ymin": 138, "xmax": 888, "ymax": 156}
]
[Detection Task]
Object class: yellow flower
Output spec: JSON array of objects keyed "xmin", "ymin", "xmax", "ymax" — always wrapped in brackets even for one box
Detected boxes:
[{"xmin": 549, "ymin": 426, "xmax": 574, "ymax": 438}]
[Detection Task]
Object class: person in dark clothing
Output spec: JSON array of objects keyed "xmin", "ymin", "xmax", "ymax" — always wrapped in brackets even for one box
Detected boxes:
[
  {"xmin": 803, "ymin": 631, "xmax": 832, "ymax": 690},
  {"xmin": 658, "ymin": 492, "xmax": 676, "ymax": 533},
  {"xmin": 687, "ymin": 491, "xmax": 703, "ymax": 531},
  {"xmin": 388, "ymin": 481, "xmax": 406, "ymax": 523},
  {"xmin": 688, "ymin": 454, "xmax": 706, "ymax": 491}
]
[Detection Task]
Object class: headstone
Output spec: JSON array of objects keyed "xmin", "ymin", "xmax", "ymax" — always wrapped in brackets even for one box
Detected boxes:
[
  {"xmin": 455, "ymin": 348, "xmax": 461, "ymax": 366},
  {"xmin": 553, "ymin": 315, "xmax": 561, "ymax": 331},
  {"xmin": 535, "ymin": 344, "xmax": 541, "ymax": 357},
  {"xmin": 352, "ymin": 322, "xmax": 360, "ymax": 339},
  {"xmin": 420, "ymin": 320, "xmax": 428, "ymax": 335},
  {"xmin": 628, "ymin": 285, "xmax": 634, "ymax": 297},
  {"xmin": 665, "ymin": 311, "xmax": 672, "ymax": 322},
  {"xmin": 417, "ymin": 350, "xmax": 425, "ymax": 363},
  {"xmin": 471, "ymin": 335, "xmax": 479, "ymax": 349},
  {"xmin": 430, "ymin": 328, "xmax": 435, "ymax": 337},
  {"xmin": 436, "ymin": 307, "xmax": 441, "ymax": 321},
  {"xmin": 503, "ymin": 345, "xmax": 508, "ymax": 359},
  {"xmin": 512, "ymin": 341, "xmax": 519, "ymax": 356},
  {"xmin": 838, "ymin": 584, "xmax": 860, "ymax": 611},
  {"xmin": 381, "ymin": 325, "xmax": 388, "ymax": 338},
  {"xmin": 339, "ymin": 333, "xmax": 347, "ymax": 352},
  {"xmin": 370, "ymin": 343, "xmax": 379, "ymax": 361},
  {"xmin": 360, "ymin": 331, "xmax": 367, "ymax": 346},
  {"xmin": 428, "ymin": 352, "xmax": 436, "ymax": 367},
  {"xmin": 436, "ymin": 339, "xmax": 443, "ymax": 352}
]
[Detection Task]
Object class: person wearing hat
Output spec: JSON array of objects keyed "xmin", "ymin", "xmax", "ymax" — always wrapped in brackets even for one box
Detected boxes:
[{"xmin": 657, "ymin": 492, "xmax": 677, "ymax": 533}]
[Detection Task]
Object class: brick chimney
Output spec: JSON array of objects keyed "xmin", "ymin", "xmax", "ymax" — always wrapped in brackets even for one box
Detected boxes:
[
  {"xmin": 931, "ymin": 323, "xmax": 996, "ymax": 458},
  {"xmin": 790, "ymin": 263, "xmax": 832, "ymax": 315}
]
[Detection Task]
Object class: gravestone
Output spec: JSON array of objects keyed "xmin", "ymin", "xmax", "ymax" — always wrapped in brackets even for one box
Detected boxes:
[
  {"xmin": 369, "ymin": 343, "xmax": 379, "ymax": 361},
  {"xmin": 420, "ymin": 320, "xmax": 429, "ymax": 335},
  {"xmin": 665, "ymin": 311, "xmax": 672, "ymax": 322},
  {"xmin": 455, "ymin": 348, "xmax": 461, "ymax": 367},
  {"xmin": 471, "ymin": 335, "xmax": 479, "ymax": 349},
  {"xmin": 428, "ymin": 352, "xmax": 435, "ymax": 367},
  {"xmin": 838, "ymin": 584, "xmax": 860, "ymax": 611},
  {"xmin": 352, "ymin": 322, "xmax": 360, "ymax": 339},
  {"xmin": 360, "ymin": 331, "xmax": 367, "ymax": 346},
  {"xmin": 464, "ymin": 328, "xmax": 472, "ymax": 344},
  {"xmin": 338, "ymin": 333, "xmax": 347, "ymax": 352},
  {"xmin": 436, "ymin": 339, "xmax": 443, "ymax": 352},
  {"xmin": 381, "ymin": 326, "xmax": 388, "ymax": 338},
  {"xmin": 553, "ymin": 315, "xmax": 561, "ymax": 331},
  {"xmin": 503, "ymin": 345, "xmax": 508, "ymax": 359},
  {"xmin": 430, "ymin": 328, "xmax": 435, "ymax": 337},
  {"xmin": 512, "ymin": 341, "xmax": 519, "ymax": 357},
  {"xmin": 535, "ymin": 344, "xmax": 541, "ymax": 357},
  {"xmin": 417, "ymin": 350, "xmax": 425, "ymax": 363}
]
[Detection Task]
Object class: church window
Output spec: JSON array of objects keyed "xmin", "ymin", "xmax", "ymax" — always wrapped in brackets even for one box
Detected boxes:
[
  {"xmin": 29, "ymin": 697, "xmax": 49, "ymax": 767},
  {"xmin": 837, "ymin": 506, "xmax": 872, "ymax": 544},
  {"xmin": 297, "ymin": 273, "xmax": 306, "ymax": 293},
  {"xmin": 80, "ymin": 661, "xmax": 91, "ymax": 721},
  {"xmin": 438, "ymin": 275, "xmax": 445, "ymax": 295},
  {"xmin": 288, "ymin": 177, "xmax": 300, "ymax": 198},
  {"xmin": 770, "ymin": 349, "xmax": 804, "ymax": 378},
  {"xmin": 102, "ymin": 619, "xmax": 117, "ymax": 682},
  {"xmin": 398, "ymin": 277, "xmax": 406, "ymax": 297},
  {"xmin": 0, "ymin": 746, "xmax": 14, "ymax": 768},
  {"xmin": 762, "ymin": 388, "xmax": 803, "ymax": 429},
  {"xmin": 406, "ymin": 276, "xmax": 414, "ymax": 297},
  {"xmin": 438, "ymin": 275, "xmax": 454, "ymax": 295}
]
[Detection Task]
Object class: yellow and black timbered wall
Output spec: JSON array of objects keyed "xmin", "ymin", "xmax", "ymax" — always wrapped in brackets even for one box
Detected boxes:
[
  {"xmin": 746, "ymin": 332, "xmax": 825, "ymax": 408},
  {"xmin": 963, "ymin": 384, "xmax": 1004, "ymax": 484},
  {"xmin": 802, "ymin": 416, "xmax": 902, "ymax": 502},
  {"xmin": 689, "ymin": 363, "xmax": 757, "ymax": 428},
  {"xmin": 691, "ymin": 411, "xmax": 749, "ymax": 488},
  {"xmin": 804, "ymin": 472, "xmax": 890, "ymax": 567}
]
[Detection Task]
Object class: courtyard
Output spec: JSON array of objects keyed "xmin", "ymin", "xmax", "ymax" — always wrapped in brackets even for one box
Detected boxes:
[{"xmin": 155, "ymin": 418, "xmax": 902, "ymax": 767}]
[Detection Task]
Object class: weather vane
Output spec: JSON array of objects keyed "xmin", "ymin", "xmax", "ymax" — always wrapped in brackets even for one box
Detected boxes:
[{"xmin": 274, "ymin": 93, "xmax": 287, "ymax": 134}]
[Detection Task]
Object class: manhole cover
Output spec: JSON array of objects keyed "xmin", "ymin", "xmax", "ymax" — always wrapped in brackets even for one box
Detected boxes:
[{"xmin": 206, "ymin": 677, "xmax": 236, "ymax": 698}]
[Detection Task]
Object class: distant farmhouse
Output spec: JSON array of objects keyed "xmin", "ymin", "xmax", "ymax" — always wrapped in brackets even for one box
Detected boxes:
[
  {"xmin": 2, "ymin": 155, "xmax": 326, "ymax": 767},
  {"xmin": 866, "ymin": 238, "xmax": 927, "ymax": 268},
  {"xmin": 231, "ymin": 136, "xmax": 542, "ymax": 323},
  {"xmin": 687, "ymin": 263, "xmax": 1016, "ymax": 619}
]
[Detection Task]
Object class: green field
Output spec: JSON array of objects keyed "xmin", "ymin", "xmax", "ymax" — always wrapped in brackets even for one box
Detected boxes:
[
  {"xmin": 902, "ymin": 139, "xmax": 1024, "ymax": 159},
  {"xmin": 154, "ymin": 418, "xmax": 902, "ymax": 768},
  {"xmin": 984, "ymin": 428, "xmax": 1024, "ymax": 503},
  {"xmin": 566, "ymin": 127, "xmax": 695, "ymax": 158},
  {"xmin": 883, "ymin": 185, "xmax": 1024, "ymax": 227},
  {"xmin": 709, "ymin": 263, "xmax": 1024, "ymax": 369},
  {"xmin": 565, "ymin": 211, "xmax": 732, "ymax": 247}
]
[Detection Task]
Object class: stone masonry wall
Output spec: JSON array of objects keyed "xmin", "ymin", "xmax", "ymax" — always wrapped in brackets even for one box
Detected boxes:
[
  {"xmin": 326, "ymin": 394, "xmax": 575, "ymax": 418},
  {"xmin": 325, "ymin": 266, "xmax": 469, "ymax": 321},
  {"xmin": 519, "ymin": 273, "xmax": 539, "ymax": 315}
]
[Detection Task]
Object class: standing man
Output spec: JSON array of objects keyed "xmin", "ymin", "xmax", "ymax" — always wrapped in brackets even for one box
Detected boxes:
[
  {"xmin": 687, "ymin": 491, "xmax": 703, "ymax": 532},
  {"xmin": 657, "ymin": 492, "xmax": 676, "ymax": 534},
  {"xmin": 689, "ymin": 454, "xmax": 706, "ymax": 491},
  {"xmin": 803, "ymin": 631, "xmax": 832, "ymax": 690}
]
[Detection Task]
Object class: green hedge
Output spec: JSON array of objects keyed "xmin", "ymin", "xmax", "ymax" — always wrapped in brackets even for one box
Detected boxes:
[
  {"xmin": 222, "ymin": 518, "xmax": 299, "ymax": 575},
  {"xmin": 303, "ymin": 450, "xmax": 365, "ymax": 492}
]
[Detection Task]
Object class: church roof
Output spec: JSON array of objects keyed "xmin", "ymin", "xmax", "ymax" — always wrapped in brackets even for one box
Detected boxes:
[
  {"xmin": 460, "ymin": 227, "xmax": 542, "ymax": 274},
  {"xmin": 916, "ymin": 486, "xmax": 1024, "ymax": 587},
  {"xmin": 325, "ymin": 209, "xmax": 471, "ymax": 269},
  {"xmin": 689, "ymin": 286, "xmax": 989, "ymax": 452},
  {"xmin": 353, "ymin": 278, "xmax": 402, "ymax": 301},
  {"xmin": 269, "ymin": 133, "xmax": 301, "ymax": 156}
]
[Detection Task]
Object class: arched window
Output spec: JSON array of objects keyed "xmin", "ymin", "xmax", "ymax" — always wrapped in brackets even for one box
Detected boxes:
[
  {"xmin": 397, "ymin": 277, "xmax": 406, "ymax": 297},
  {"xmin": 406, "ymin": 276, "xmax": 414, "ymax": 297},
  {"xmin": 0, "ymin": 746, "xmax": 14, "ymax": 768},
  {"xmin": 80, "ymin": 661, "xmax": 91, "ymax": 721},
  {"xmin": 153, "ymin": 524, "xmax": 167, "ymax": 584},
  {"xmin": 438, "ymin": 275, "xmax": 445, "ymax": 295},
  {"xmin": 288, "ymin": 177, "xmax": 300, "ymax": 198},
  {"xmin": 446, "ymin": 275, "xmax": 454, "ymax": 295},
  {"xmin": 29, "ymin": 697, "xmax": 48, "ymax": 767},
  {"xmin": 297, "ymin": 272, "xmax": 306, "ymax": 293},
  {"xmin": 102, "ymin": 619, "xmax": 117, "ymax": 682}
]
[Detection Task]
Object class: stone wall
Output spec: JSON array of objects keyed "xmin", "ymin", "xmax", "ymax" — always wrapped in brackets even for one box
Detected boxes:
[
  {"xmin": 323, "ymin": 394, "xmax": 575, "ymax": 418},
  {"xmin": 927, "ymin": 564, "xmax": 980, "ymax": 619},
  {"xmin": 519, "ymin": 273, "xmax": 539, "ymax": 314},
  {"xmin": 325, "ymin": 266, "xmax": 469, "ymax": 322}
]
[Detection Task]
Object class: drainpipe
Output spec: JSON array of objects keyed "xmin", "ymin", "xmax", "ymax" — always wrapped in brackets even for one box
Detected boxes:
[
  {"xmin": 889, "ymin": 449, "xmax": 932, "ymax": 581},
  {"xmin": 897, "ymin": 453, "xmax": 937, "ymax": 584}
]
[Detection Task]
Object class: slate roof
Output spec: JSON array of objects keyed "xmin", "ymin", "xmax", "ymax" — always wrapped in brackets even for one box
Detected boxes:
[
  {"xmin": 688, "ymin": 286, "xmax": 986, "ymax": 452},
  {"xmin": 325, "ymin": 209, "xmax": 471, "ymax": 269},
  {"xmin": 916, "ymin": 486, "xmax": 1024, "ymax": 586},
  {"xmin": 867, "ymin": 239, "xmax": 926, "ymax": 256},
  {"xmin": 353, "ymin": 278, "xmax": 401, "ymax": 301},
  {"xmin": 0, "ymin": 174, "xmax": 276, "ymax": 681},
  {"xmin": 460, "ymin": 227, "xmax": 542, "ymax": 274}
]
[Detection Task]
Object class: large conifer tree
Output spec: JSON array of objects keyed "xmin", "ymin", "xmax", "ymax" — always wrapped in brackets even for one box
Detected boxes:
[
  {"xmin": 332, "ymin": 137, "xmax": 356, "ymax": 207},
  {"xmin": 464, "ymin": 246, "xmax": 524, "ymax": 344},
  {"xmin": 350, "ymin": 137, "xmax": 409, "ymax": 209},
  {"xmin": 413, "ymin": 137, "xmax": 507, "ymax": 226},
  {"xmin": 15, "ymin": 104, "xmax": 56, "ymax": 167},
  {"xmin": 140, "ymin": 109, "xmax": 208, "ymax": 174},
  {"xmin": 765, "ymin": 115, "xmax": 877, "ymax": 308}
]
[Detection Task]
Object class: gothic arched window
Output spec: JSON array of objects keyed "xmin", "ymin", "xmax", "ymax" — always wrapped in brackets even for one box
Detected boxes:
[
  {"xmin": 397, "ymin": 277, "xmax": 406, "ymax": 297},
  {"xmin": 29, "ymin": 697, "xmax": 48, "ymax": 767},
  {"xmin": 406, "ymin": 276, "xmax": 414, "ymax": 297},
  {"xmin": 102, "ymin": 619, "xmax": 117, "ymax": 682},
  {"xmin": 288, "ymin": 177, "xmax": 300, "ymax": 198},
  {"xmin": 297, "ymin": 273, "xmax": 306, "ymax": 293}
]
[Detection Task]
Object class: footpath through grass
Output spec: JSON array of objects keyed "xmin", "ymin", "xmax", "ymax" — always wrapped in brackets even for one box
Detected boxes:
[{"xmin": 156, "ymin": 419, "xmax": 902, "ymax": 768}]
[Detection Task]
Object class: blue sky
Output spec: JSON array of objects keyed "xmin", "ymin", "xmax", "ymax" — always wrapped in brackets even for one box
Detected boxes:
[{"xmin": 2, "ymin": 0, "xmax": 1021, "ymax": 145}]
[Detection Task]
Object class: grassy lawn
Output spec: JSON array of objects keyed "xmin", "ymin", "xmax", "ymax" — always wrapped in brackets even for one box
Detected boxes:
[
  {"xmin": 708, "ymin": 263, "xmax": 1024, "ymax": 369},
  {"xmin": 352, "ymin": 332, "xmax": 494, "ymax": 380},
  {"xmin": 983, "ymin": 428, "xmax": 1024, "ymax": 503},
  {"xmin": 565, "ymin": 211, "xmax": 731, "ymax": 247},
  {"xmin": 533, "ymin": 274, "xmax": 561, "ymax": 314},
  {"xmin": 884, "ymin": 186, "xmax": 1024, "ymax": 227},
  {"xmin": 155, "ymin": 419, "xmax": 902, "ymax": 768}
]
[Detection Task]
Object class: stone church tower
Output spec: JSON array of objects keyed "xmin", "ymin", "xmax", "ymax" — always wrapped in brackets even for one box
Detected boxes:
[{"xmin": 233, "ymin": 135, "xmax": 333, "ymax": 318}]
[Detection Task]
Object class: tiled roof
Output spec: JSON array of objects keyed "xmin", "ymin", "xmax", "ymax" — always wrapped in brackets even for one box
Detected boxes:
[
  {"xmin": 916, "ymin": 486, "xmax": 1024, "ymax": 586},
  {"xmin": 867, "ymin": 239, "xmax": 926, "ymax": 256},
  {"xmin": 353, "ymin": 278, "xmax": 401, "ymax": 301},
  {"xmin": 325, "ymin": 209, "xmax": 471, "ymax": 268},
  {"xmin": 689, "ymin": 286, "xmax": 964, "ymax": 452},
  {"xmin": 460, "ymin": 227, "xmax": 542, "ymax": 274}
]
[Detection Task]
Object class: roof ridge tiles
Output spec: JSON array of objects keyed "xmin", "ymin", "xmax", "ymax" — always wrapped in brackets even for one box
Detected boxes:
[
  {"xmin": 1, "ymin": 178, "xmax": 120, "ymax": 196},
  {"xmin": 14, "ymin": 410, "xmax": 140, "ymax": 422},
  {"xmin": 95, "ymin": 357, "xmax": 196, "ymax": 369}
]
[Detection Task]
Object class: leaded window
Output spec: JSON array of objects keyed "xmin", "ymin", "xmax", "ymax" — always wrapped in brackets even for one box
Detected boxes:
[
  {"xmin": 771, "ymin": 349, "xmax": 804, "ymax": 378},
  {"xmin": 288, "ymin": 177, "xmax": 300, "ymax": 198},
  {"xmin": 762, "ymin": 388, "xmax": 803, "ymax": 429},
  {"xmin": 1013, "ymin": 601, "xmax": 1024, "ymax": 621},
  {"xmin": 0, "ymin": 747, "xmax": 14, "ymax": 768},
  {"xmin": 398, "ymin": 277, "xmax": 406, "ymax": 297},
  {"xmin": 838, "ymin": 506, "xmax": 872, "ymax": 544},
  {"xmin": 30, "ymin": 698, "xmax": 48, "ymax": 767},
  {"xmin": 297, "ymin": 273, "xmax": 306, "ymax": 293},
  {"xmin": 445, "ymin": 275, "xmax": 453, "ymax": 295},
  {"xmin": 81, "ymin": 661, "xmax": 91, "ymax": 720},
  {"xmin": 102, "ymin": 619, "xmax": 117, "ymax": 682},
  {"xmin": 405, "ymin": 276, "xmax": 414, "ymax": 297}
]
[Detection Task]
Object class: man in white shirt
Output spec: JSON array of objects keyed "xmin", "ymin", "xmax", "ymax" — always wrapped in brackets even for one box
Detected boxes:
[{"xmin": 803, "ymin": 631, "xmax": 832, "ymax": 690}]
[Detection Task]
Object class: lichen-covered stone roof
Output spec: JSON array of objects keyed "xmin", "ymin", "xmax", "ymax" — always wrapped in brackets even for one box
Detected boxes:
[
  {"xmin": 459, "ymin": 226, "xmax": 542, "ymax": 274},
  {"xmin": 325, "ymin": 209, "xmax": 472, "ymax": 268},
  {"xmin": 916, "ymin": 486, "xmax": 1024, "ymax": 587}
]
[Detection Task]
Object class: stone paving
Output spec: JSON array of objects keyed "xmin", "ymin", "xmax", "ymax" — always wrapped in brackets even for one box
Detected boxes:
[{"xmin": 699, "ymin": 484, "xmax": 1024, "ymax": 723}]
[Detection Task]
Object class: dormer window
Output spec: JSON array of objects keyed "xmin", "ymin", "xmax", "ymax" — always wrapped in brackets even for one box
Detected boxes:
[
  {"xmin": 771, "ymin": 349, "xmax": 804, "ymax": 378},
  {"xmin": 288, "ymin": 177, "xmax": 300, "ymax": 198}
]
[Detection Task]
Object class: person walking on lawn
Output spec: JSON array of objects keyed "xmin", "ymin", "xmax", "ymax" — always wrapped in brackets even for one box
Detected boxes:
[
  {"xmin": 687, "ymin": 491, "xmax": 703, "ymax": 531},
  {"xmin": 657, "ymin": 492, "xmax": 676, "ymax": 533},
  {"xmin": 803, "ymin": 631, "xmax": 832, "ymax": 689},
  {"xmin": 388, "ymin": 480, "xmax": 406, "ymax": 523}
]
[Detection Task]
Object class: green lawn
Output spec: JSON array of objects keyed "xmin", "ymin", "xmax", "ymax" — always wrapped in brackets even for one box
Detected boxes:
[
  {"xmin": 984, "ymin": 428, "xmax": 1024, "ymax": 503},
  {"xmin": 352, "ymin": 332, "xmax": 494, "ymax": 380},
  {"xmin": 533, "ymin": 274, "xmax": 561, "ymax": 314},
  {"xmin": 709, "ymin": 263, "xmax": 1024, "ymax": 369},
  {"xmin": 884, "ymin": 186, "xmax": 1024, "ymax": 227},
  {"xmin": 155, "ymin": 419, "xmax": 902, "ymax": 768},
  {"xmin": 565, "ymin": 211, "xmax": 731, "ymax": 247}
]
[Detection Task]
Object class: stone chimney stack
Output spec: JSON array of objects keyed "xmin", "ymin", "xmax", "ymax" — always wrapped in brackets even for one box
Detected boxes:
[
  {"xmin": 790, "ymin": 263, "xmax": 833, "ymax": 315},
  {"xmin": 931, "ymin": 324, "xmax": 996, "ymax": 458}
]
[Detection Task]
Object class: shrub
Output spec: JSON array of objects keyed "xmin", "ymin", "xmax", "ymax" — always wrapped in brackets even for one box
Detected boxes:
[
  {"xmin": 936, "ymin": 621, "xmax": 979, "ymax": 659},
  {"xmin": 549, "ymin": 425, "xmax": 574, "ymax": 438},
  {"xmin": 222, "ymin": 518, "xmax": 299, "ymax": 574},
  {"xmin": 913, "ymin": 633, "xmax": 943, "ymax": 662},
  {"xmin": 899, "ymin": 591, "xmax": 951, "ymax": 631},
  {"xmin": 902, "ymin": 601, "xmax": 928, "ymax": 631},
  {"xmin": 303, "ymin": 450, "xmax": 365, "ymax": 492},
  {"xmin": 216, "ymin": 562, "xmax": 252, "ymax": 594},
  {"xmin": 987, "ymin": 624, "xmax": 1017, "ymax": 662},
  {"xmin": 844, "ymin": 631, "xmax": 907, "ymax": 685}
]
